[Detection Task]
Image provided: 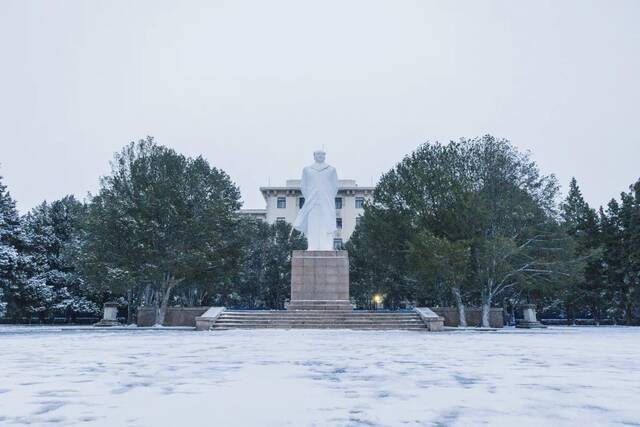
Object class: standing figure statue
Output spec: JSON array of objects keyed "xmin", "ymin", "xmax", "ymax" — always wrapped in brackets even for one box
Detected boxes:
[{"xmin": 293, "ymin": 150, "xmax": 339, "ymax": 251}]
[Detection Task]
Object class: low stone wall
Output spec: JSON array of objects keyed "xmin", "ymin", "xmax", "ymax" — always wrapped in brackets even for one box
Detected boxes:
[
  {"xmin": 137, "ymin": 307, "xmax": 209, "ymax": 327},
  {"xmin": 431, "ymin": 307, "xmax": 504, "ymax": 328}
]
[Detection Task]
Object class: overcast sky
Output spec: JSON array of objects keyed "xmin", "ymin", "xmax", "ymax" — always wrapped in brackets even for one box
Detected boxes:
[{"xmin": 1, "ymin": 0, "xmax": 638, "ymax": 213}]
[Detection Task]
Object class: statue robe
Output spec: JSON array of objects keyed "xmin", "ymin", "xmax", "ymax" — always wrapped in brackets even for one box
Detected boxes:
[{"xmin": 293, "ymin": 163, "xmax": 339, "ymax": 251}]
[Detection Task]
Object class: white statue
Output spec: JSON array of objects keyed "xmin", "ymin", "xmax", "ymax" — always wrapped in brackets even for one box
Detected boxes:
[{"xmin": 293, "ymin": 150, "xmax": 339, "ymax": 251}]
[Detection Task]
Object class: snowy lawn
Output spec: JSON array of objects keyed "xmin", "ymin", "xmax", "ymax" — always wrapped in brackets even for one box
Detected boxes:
[{"xmin": 1, "ymin": 327, "xmax": 639, "ymax": 427}]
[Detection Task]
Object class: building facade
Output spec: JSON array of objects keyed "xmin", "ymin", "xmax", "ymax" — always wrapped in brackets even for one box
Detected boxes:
[{"xmin": 241, "ymin": 179, "xmax": 374, "ymax": 248}]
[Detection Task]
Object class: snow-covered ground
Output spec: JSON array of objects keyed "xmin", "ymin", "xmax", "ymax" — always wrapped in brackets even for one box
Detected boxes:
[{"xmin": 1, "ymin": 327, "xmax": 639, "ymax": 426}]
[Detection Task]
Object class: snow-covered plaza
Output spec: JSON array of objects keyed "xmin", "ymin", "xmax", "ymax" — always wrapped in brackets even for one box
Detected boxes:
[{"xmin": 1, "ymin": 327, "xmax": 639, "ymax": 426}]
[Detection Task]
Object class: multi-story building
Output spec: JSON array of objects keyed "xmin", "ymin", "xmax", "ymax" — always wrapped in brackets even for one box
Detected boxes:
[{"xmin": 240, "ymin": 179, "xmax": 374, "ymax": 249}]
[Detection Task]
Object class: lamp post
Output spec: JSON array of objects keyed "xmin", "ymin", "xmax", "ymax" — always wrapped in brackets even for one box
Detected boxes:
[{"xmin": 373, "ymin": 294, "xmax": 383, "ymax": 310}]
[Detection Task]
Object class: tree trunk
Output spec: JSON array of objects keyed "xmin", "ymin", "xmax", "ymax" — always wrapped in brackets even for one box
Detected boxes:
[
  {"xmin": 567, "ymin": 306, "xmax": 574, "ymax": 326},
  {"xmin": 626, "ymin": 292, "xmax": 634, "ymax": 326},
  {"xmin": 156, "ymin": 285, "xmax": 173, "ymax": 326},
  {"xmin": 481, "ymin": 302, "xmax": 491, "ymax": 328},
  {"xmin": 592, "ymin": 304, "xmax": 600, "ymax": 326},
  {"xmin": 510, "ymin": 304, "xmax": 516, "ymax": 326},
  {"xmin": 452, "ymin": 287, "xmax": 467, "ymax": 327},
  {"xmin": 126, "ymin": 288, "xmax": 132, "ymax": 325},
  {"xmin": 481, "ymin": 284, "xmax": 493, "ymax": 328},
  {"xmin": 155, "ymin": 275, "xmax": 182, "ymax": 326}
]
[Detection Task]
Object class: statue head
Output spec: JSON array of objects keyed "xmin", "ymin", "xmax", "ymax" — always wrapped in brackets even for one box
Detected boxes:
[{"xmin": 313, "ymin": 150, "xmax": 326, "ymax": 164}]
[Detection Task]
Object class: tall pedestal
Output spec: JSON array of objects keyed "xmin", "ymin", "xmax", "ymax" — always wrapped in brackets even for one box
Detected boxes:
[{"xmin": 287, "ymin": 250, "xmax": 352, "ymax": 311}]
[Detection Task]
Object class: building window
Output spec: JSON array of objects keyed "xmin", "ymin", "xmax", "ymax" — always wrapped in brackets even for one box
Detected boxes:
[
  {"xmin": 355, "ymin": 197, "xmax": 365, "ymax": 209},
  {"xmin": 333, "ymin": 238, "xmax": 343, "ymax": 250},
  {"xmin": 276, "ymin": 217, "xmax": 286, "ymax": 223},
  {"xmin": 336, "ymin": 218, "xmax": 343, "ymax": 229},
  {"xmin": 298, "ymin": 197, "xmax": 305, "ymax": 208},
  {"xmin": 335, "ymin": 197, "xmax": 343, "ymax": 209},
  {"xmin": 277, "ymin": 197, "xmax": 286, "ymax": 209},
  {"xmin": 356, "ymin": 216, "xmax": 363, "ymax": 227}
]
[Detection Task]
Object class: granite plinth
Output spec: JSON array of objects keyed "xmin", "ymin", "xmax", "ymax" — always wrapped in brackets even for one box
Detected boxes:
[
  {"xmin": 516, "ymin": 304, "xmax": 547, "ymax": 328},
  {"xmin": 288, "ymin": 250, "xmax": 351, "ymax": 311},
  {"xmin": 94, "ymin": 302, "xmax": 120, "ymax": 327}
]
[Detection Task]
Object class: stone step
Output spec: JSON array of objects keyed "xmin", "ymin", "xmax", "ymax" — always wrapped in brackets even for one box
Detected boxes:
[
  {"xmin": 220, "ymin": 314, "xmax": 421, "ymax": 319},
  {"xmin": 222, "ymin": 311, "xmax": 418, "ymax": 316},
  {"xmin": 225, "ymin": 310, "xmax": 411, "ymax": 312},
  {"xmin": 216, "ymin": 318, "xmax": 424, "ymax": 325},
  {"xmin": 286, "ymin": 305, "xmax": 353, "ymax": 310},
  {"xmin": 213, "ymin": 311, "xmax": 428, "ymax": 330},
  {"xmin": 216, "ymin": 320, "xmax": 424, "ymax": 324},
  {"xmin": 286, "ymin": 301, "xmax": 352, "ymax": 304},
  {"xmin": 212, "ymin": 329, "xmax": 426, "ymax": 332},
  {"xmin": 196, "ymin": 307, "xmax": 444, "ymax": 331},
  {"xmin": 222, "ymin": 313, "xmax": 420, "ymax": 319},
  {"xmin": 217, "ymin": 317, "xmax": 424, "ymax": 324},
  {"xmin": 218, "ymin": 312, "xmax": 422, "ymax": 319},
  {"xmin": 218, "ymin": 316, "xmax": 422, "ymax": 323},
  {"xmin": 223, "ymin": 310, "xmax": 417, "ymax": 313},
  {"xmin": 208, "ymin": 325, "xmax": 425, "ymax": 330},
  {"xmin": 211, "ymin": 325, "xmax": 427, "ymax": 330},
  {"xmin": 218, "ymin": 316, "xmax": 422, "ymax": 320}
]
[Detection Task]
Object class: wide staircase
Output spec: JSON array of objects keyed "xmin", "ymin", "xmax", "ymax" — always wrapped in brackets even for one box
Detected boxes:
[{"xmin": 209, "ymin": 310, "xmax": 428, "ymax": 330}]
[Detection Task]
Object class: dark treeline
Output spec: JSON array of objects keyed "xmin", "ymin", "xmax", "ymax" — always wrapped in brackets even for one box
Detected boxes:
[{"xmin": 1, "ymin": 136, "xmax": 638, "ymax": 325}]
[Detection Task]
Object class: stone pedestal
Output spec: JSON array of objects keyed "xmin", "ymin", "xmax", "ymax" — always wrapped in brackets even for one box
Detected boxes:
[
  {"xmin": 287, "ymin": 250, "xmax": 352, "ymax": 310},
  {"xmin": 94, "ymin": 302, "xmax": 120, "ymax": 327},
  {"xmin": 516, "ymin": 304, "xmax": 547, "ymax": 328}
]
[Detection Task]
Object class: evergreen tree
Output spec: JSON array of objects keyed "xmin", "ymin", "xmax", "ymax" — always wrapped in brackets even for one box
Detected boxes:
[
  {"xmin": 80, "ymin": 137, "xmax": 243, "ymax": 324},
  {"xmin": 604, "ymin": 180, "xmax": 640, "ymax": 324},
  {"xmin": 0, "ymin": 289, "xmax": 5, "ymax": 318},
  {"xmin": 349, "ymin": 136, "xmax": 572, "ymax": 326},
  {"xmin": 0, "ymin": 175, "xmax": 19, "ymax": 317},
  {"xmin": 627, "ymin": 180, "xmax": 640, "ymax": 323},
  {"xmin": 561, "ymin": 178, "xmax": 590, "ymax": 233},
  {"xmin": 235, "ymin": 218, "xmax": 272, "ymax": 308},
  {"xmin": 560, "ymin": 178, "xmax": 604, "ymax": 323},
  {"xmin": 21, "ymin": 197, "xmax": 97, "ymax": 321},
  {"xmin": 260, "ymin": 220, "xmax": 307, "ymax": 309},
  {"xmin": 464, "ymin": 137, "xmax": 570, "ymax": 326},
  {"xmin": 348, "ymin": 141, "xmax": 474, "ymax": 310},
  {"xmin": 347, "ymin": 202, "xmax": 417, "ymax": 309},
  {"xmin": 600, "ymin": 202, "xmax": 621, "ymax": 320},
  {"xmin": 0, "ymin": 174, "xmax": 35, "ymax": 319},
  {"xmin": 407, "ymin": 232, "xmax": 472, "ymax": 325},
  {"xmin": 236, "ymin": 219, "xmax": 306, "ymax": 309}
]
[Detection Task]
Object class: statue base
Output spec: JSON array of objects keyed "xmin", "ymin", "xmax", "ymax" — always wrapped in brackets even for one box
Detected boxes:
[{"xmin": 287, "ymin": 250, "xmax": 352, "ymax": 311}]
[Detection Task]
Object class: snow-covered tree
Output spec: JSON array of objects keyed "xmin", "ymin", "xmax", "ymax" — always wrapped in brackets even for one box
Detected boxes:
[
  {"xmin": 0, "ymin": 174, "xmax": 36, "ymax": 319},
  {"xmin": 599, "ymin": 180, "xmax": 640, "ymax": 324},
  {"xmin": 408, "ymin": 232, "xmax": 471, "ymax": 326},
  {"xmin": 80, "ymin": 137, "xmax": 243, "ymax": 324},
  {"xmin": 20, "ymin": 196, "xmax": 98, "ymax": 320},
  {"xmin": 240, "ymin": 219, "xmax": 306, "ymax": 309},
  {"xmin": 350, "ymin": 136, "xmax": 573, "ymax": 326},
  {"xmin": 0, "ymin": 287, "xmax": 6, "ymax": 318},
  {"xmin": 560, "ymin": 178, "xmax": 604, "ymax": 323}
]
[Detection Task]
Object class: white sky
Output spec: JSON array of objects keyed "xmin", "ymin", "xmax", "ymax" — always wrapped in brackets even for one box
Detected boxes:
[{"xmin": 1, "ymin": 0, "xmax": 638, "ymax": 212}]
